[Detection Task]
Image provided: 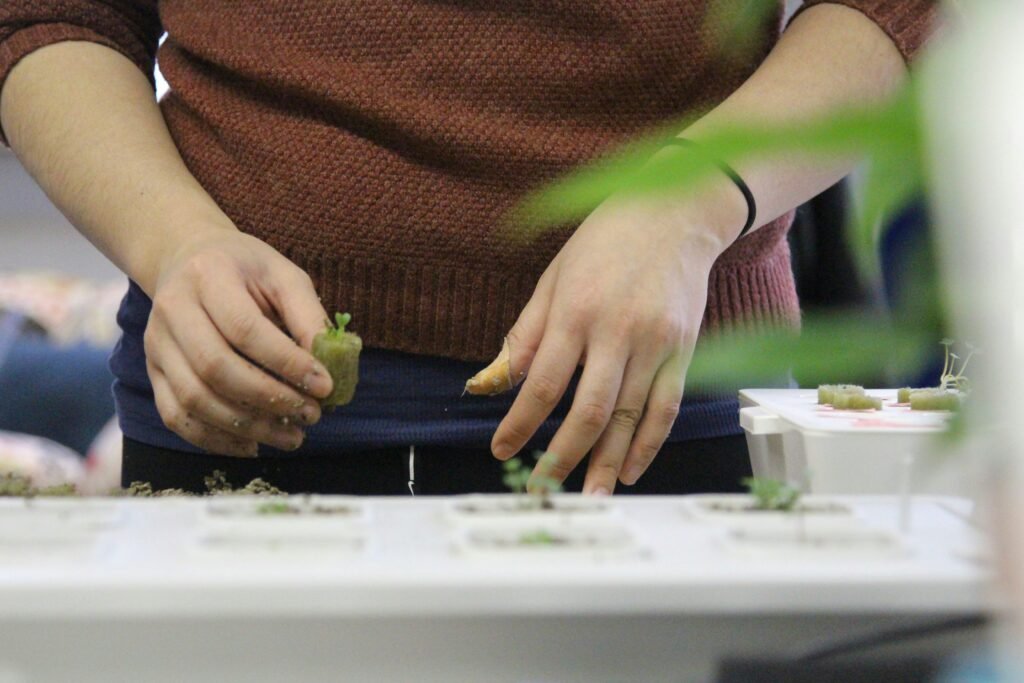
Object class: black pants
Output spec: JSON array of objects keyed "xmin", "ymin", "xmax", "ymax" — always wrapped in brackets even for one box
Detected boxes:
[{"xmin": 121, "ymin": 435, "xmax": 752, "ymax": 495}]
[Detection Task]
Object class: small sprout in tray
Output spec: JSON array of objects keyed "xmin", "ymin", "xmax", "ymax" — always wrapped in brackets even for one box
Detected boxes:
[
  {"xmin": 517, "ymin": 529, "xmax": 560, "ymax": 546},
  {"xmin": 211, "ymin": 498, "xmax": 360, "ymax": 518},
  {"xmin": 256, "ymin": 501, "xmax": 295, "ymax": 515},
  {"xmin": 464, "ymin": 526, "xmax": 633, "ymax": 552},
  {"xmin": 502, "ymin": 452, "xmax": 562, "ymax": 510},
  {"xmin": 742, "ymin": 477, "xmax": 801, "ymax": 512}
]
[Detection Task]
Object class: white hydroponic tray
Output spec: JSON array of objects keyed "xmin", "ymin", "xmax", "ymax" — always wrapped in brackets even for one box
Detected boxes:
[
  {"xmin": 0, "ymin": 494, "xmax": 989, "ymax": 683},
  {"xmin": 740, "ymin": 388, "xmax": 967, "ymax": 496}
]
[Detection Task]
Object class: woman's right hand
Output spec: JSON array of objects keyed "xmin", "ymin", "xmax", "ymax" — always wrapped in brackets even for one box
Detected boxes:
[{"xmin": 143, "ymin": 227, "xmax": 334, "ymax": 457}]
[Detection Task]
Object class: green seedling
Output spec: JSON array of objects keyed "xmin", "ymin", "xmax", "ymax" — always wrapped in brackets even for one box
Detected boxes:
[
  {"xmin": 741, "ymin": 476, "xmax": 801, "ymax": 512},
  {"xmin": 899, "ymin": 340, "xmax": 975, "ymax": 411},
  {"xmin": 503, "ymin": 452, "xmax": 563, "ymax": 510},
  {"xmin": 517, "ymin": 529, "xmax": 559, "ymax": 546},
  {"xmin": 938, "ymin": 339, "xmax": 975, "ymax": 393},
  {"xmin": 255, "ymin": 501, "xmax": 295, "ymax": 515}
]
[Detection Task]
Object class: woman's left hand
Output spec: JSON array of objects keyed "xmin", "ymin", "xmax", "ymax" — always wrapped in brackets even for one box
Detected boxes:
[{"xmin": 490, "ymin": 186, "xmax": 744, "ymax": 494}]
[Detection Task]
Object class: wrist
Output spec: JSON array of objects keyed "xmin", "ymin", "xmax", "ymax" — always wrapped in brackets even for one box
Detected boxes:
[
  {"xmin": 601, "ymin": 166, "xmax": 749, "ymax": 267},
  {"xmin": 132, "ymin": 208, "xmax": 240, "ymax": 296},
  {"xmin": 646, "ymin": 144, "xmax": 752, "ymax": 253}
]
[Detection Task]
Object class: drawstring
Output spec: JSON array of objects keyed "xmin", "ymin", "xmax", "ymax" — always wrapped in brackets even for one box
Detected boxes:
[{"xmin": 407, "ymin": 445, "xmax": 416, "ymax": 496}]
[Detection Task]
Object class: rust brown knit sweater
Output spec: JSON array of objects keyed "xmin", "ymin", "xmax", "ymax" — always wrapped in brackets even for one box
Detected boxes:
[{"xmin": 0, "ymin": 1, "xmax": 934, "ymax": 362}]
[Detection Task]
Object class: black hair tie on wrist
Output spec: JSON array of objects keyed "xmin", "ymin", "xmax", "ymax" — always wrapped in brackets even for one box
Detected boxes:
[{"xmin": 660, "ymin": 138, "xmax": 756, "ymax": 239}]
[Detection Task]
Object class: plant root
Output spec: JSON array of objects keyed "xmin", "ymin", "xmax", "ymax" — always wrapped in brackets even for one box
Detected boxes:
[{"xmin": 464, "ymin": 337, "xmax": 515, "ymax": 396}]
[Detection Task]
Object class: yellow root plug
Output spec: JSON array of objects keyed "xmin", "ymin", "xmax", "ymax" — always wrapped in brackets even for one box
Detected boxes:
[{"xmin": 464, "ymin": 337, "xmax": 515, "ymax": 396}]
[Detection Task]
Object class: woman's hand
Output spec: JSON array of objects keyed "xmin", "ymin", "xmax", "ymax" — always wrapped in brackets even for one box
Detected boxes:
[
  {"xmin": 144, "ymin": 226, "xmax": 334, "ymax": 457},
  {"xmin": 490, "ymin": 184, "xmax": 745, "ymax": 494}
]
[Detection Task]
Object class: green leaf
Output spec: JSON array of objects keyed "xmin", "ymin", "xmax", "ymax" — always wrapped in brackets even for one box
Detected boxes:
[
  {"xmin": 686, "ymin": 313, "xmax": 935, "ymax": 388},
  {"xmin": 513, "ymin": 82, "xmax": 922, "ymax": 235}
]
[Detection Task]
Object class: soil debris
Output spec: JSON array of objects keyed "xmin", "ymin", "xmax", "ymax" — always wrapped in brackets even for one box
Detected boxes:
[
  {"xmin": 0, "ymin": 470, "xmax": 284, "ymax": 498},
  {"xmin": 0, "ymin": 473, "xmax": 78, "ymax": 498}
]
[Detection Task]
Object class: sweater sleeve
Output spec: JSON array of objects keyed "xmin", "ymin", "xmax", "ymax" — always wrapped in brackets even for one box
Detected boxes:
[
  {"xmin": 793, "ymin": 1, "xmax": 938, "ymax": 62},
  {"xmin": 0, "ymin": 1, "xmax": 162, "ymax": 144}
]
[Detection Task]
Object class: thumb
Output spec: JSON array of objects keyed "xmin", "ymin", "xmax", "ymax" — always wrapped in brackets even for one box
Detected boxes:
[{"xmin": 270, "ymin": 266, "xmax": 331, "ymax": 352}]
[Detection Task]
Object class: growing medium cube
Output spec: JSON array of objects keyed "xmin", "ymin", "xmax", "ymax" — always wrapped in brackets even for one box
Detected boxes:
[
  {"xmin": 831, "ymin": 392, "xmax": 882, "ymax": 410},
  {"xmin": 312, "ymin": 313, "xmax": 362, "ymax": 409},
  {"xmin": 817, "ymin": 384, "xmax": 865, "ymax": 405},
  {"xmin": 909, "ymin": 388, "xmax": 960, "ymax": 411}
]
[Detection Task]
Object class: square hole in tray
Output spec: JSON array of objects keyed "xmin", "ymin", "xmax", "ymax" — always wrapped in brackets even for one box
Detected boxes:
[{"xmin": 452, "ymin": 524, "xmax": 642, "ymax": 560}]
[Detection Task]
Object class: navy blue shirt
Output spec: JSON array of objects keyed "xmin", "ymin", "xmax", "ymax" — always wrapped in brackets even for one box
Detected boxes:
[{"xmin": 111, "ymin": 281, "xmax": 745, "ymax": 455}]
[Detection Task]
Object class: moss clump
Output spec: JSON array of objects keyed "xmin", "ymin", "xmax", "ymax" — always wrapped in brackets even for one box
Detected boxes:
[
  {"xmin": 119, "ymin": 481, "xmax": 191, "ymax": 497},
  {"xmin": 0, "ymin": 472, "xmax": 35, "ymax": 497},
  {"xmin": 1, "ymin": 469, "xmax": 284, "ymax": 499},
  {"xmin": 0, "ymin": 473, "xmax": 78, "ymax": 498},
  {"xmin": 35, "ymin": 483, "xmax": 78, "ymax": 496},
  {"xmin": 202, "ymin": 471, "xmax": 284, "ymax": 496},
  {"xmin": 236, "ymin": 478, "xmax": 283, "ymax": 496}
]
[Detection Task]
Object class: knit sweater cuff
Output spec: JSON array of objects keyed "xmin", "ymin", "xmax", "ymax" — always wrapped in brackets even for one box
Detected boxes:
[
  {"xmin": 792, "ymin": 1, "xmax": 938, "ymax": 63},
  {"xmin": 0, "ymin": 23, "xmax": 153, "ymax": 146}
]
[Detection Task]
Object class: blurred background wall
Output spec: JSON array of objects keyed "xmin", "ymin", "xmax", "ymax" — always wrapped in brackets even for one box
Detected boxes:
[{"xmin": 0, "ymin": 147, "xmax": 118, "ymax": 280}]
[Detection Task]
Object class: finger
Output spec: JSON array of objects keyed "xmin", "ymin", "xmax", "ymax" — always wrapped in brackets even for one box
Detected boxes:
[
  {"xmin": 149, "ymin": 362, "xmax": 258, "ymax": 458},
  {"xmin": 156, "ymin": 338, "xmax": 306, "ymax": 451},
  {"xmin": 151, "ymin": 297, "xmax": 322, "ymax": 424},
  {"xmin": 532, "ymin": 345, "xmax": 626, "ymax": 489},
  {"xmin": 465, "ymin": 267, "xmax": 555, "ymax": 396},
  {"xmin": 619, "ymin": 354, "xmax": 685, "ymax": 486},
  {"xmin": 506, "ymin": 266, "xmax": 556, "ymax": 383},
  {"xmin": 491, "ymin": 328, "xmax": 583, "ymax": 461},
  {"xmin": 264, "ymin": 263, "xmax": 331, "ymax": 352},
  {"xmin": 582, "ymin": 355, "xmax": 660, "ymax": 495},
  {"xmin": 196, "ymin": 271, "xmax": 332, "ymax": 399}
]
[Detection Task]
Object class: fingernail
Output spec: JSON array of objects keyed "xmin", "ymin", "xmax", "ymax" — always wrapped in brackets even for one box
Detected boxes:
[
  {"xmin": 590, "ymin": 486, "xmax": 611, "ymax": 497},
  {"xmin": 492, "ymin": 441, "xmax": 513, "ymax": 460},
  {"xmin": 273, "ymin": 430, "xmax": 304, "ymax": 451},
  {"xmin": 299, "ymin": 404, "xmax": 319, "ymax": 425},
  {"xmin": 303, "ymin": 368, "xmax": 332, "ymax": 397},
  {"xmin": 621, "ymin": 467, "xmax": 641, "ymax": 486}
]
